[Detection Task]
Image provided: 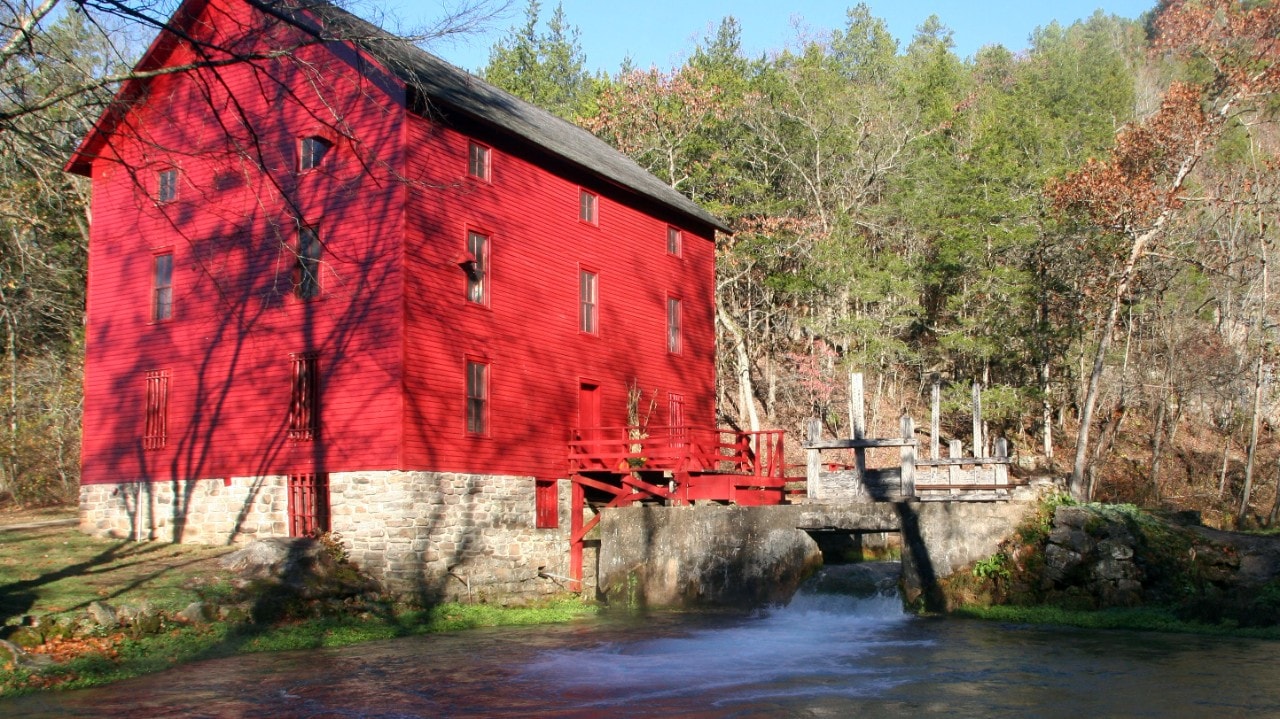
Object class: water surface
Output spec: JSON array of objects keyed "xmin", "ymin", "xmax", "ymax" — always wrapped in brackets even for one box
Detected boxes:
[{"xmin": 4, "ymin": 580, "xmax": 1277, "ymax": 718}]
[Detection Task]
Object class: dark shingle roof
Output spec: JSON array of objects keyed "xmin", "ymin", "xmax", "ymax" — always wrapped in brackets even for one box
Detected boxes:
[{"xmin": 273, "ymin": 0, "xmax": 729, "ymax": 233}]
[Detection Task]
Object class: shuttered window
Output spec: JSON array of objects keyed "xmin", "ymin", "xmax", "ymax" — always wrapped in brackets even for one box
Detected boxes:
[
  {"xmin": 288, "ymin": 353, "xmax": 319, "ymax": 441},
  {"xmin": 299, "ymin": 136, "xmax": 332, "ymax": 171},
  {"xmin": 288, "ymin": 472, "xmax": 330, "ymax": 537},
  {"xmin": 466, "ymin": 360, "xmax": 488, "ymax": 436},
  {"xmin": 579, "ymin": 269, "xmax": 597, "ymax": 334},
  {"xmin": 466, "ymin": 231, "xmax": 488, "ymax": 305},
  {"xmin": 468, "ymin": 141, "xmax": 490, "ymax": 180},
  {"xmin": 152, "ymin": 252, "xmax": 173, "ymax": 322},
  {"xmin": 295, "ymin": 226, "xmax": 322, "ymax": 300},
  {"xmin": 667, "ymin": 226, "xmax": 682, "ymax": 257},
  {"xmin": 667, "ymin": 297, "xmax": 682, "ymax": 354},
  {"xmin": 579, "ymin": 189, "xmax": 597, "ymax": 225},
  {"xmin": 143, "ymin": 370, "xmax": 168, "ymax": 450},
  {"xmin": 157, "ymin": 169, "xmax": 177, "ymax": 202}
]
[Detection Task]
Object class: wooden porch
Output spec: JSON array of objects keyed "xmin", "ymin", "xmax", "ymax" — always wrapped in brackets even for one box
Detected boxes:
[{"xmin": 566, "ymin": 426, "xmax": 797, "ymax": 590}]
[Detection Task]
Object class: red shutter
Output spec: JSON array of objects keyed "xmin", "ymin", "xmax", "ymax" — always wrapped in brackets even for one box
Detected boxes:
[
  {"xmin": 143, "ymin": 370, "xmax": 168, "ymax": 450},
  {"xmin": 288, "ymin": 472, "xmax": 330, "ymax": 537},
  {"xmin": 535, "ymin": 479, "xmax": 558, "ymax": 528}
]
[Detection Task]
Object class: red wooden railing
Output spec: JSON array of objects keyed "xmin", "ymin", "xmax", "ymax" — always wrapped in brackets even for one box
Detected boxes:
[
  {"xmin": 565, "ymin": 426, "xmax": 795, "ymax": 591},
  {"xmin": 568, "ymin": 425, "xmax": 787, "ymax": 479}
]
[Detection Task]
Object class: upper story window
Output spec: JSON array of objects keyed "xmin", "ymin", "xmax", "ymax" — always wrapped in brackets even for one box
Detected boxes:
[
  {"xmin": 295, "ymin": 226, "xmax": 322, "ymax": 300},
  {"xmin": 467, "ymin": 141, "xmax": 491, "ymax": 181},
  {"xmin": 299, "ymin": 136, "xmax": 333, "ymax": 171},
  {"xmin": 579, "ymin": 269, "xmax": 598, "ymax": 334},
  {"xmin": 466, "ymin": 359, "xmax": 489, "ymax": 436},
  {"xmin": 287, "ymin": 352, "xmax": 319, "ymax": 441},
  {"xmin": 143, "ymin": 369, "xmax": 169, "ymax": 450},
  {"xmin": 667, "ymin": 226, "xmax": 682, "ymax": 257},
  {"xmin": 667, "ymin": 296, "xmax": 682, "ymax": 355},
  {"xmin": 579, "ymin": 189, "xmax": 597, "ymax": 225},
  {"xmin": 151, "ymin": 252, "xmax": 173, "ymax": 322},
  {"xmin": 157, "ymin": 169, "xmax": 177, "ymax": 203},
  {"xmin": 465, "ymin": 230, "xmax": 489, "ymax": 305}
]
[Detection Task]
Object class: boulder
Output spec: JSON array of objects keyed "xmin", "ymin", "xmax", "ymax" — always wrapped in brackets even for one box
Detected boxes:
[{"xmin": 87, "ymin": 600, "xmax": 118, "ymax": 629}]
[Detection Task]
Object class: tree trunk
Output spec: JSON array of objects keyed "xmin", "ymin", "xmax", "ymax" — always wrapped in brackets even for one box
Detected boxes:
[
  {"xmin": 1269, "ymin": 459, "xmax": 1280, "ymax": 527},
  {"xmin": 717, "ymin": 303, "xmax": 759, "ymax": 433},
  {"xmin": 1151, "ymin": 396, "xmax": 1167, "ymax": 504},
  {"xmin": 1237, "ymin": 352, "xmax": 1264, "ymax": 528},
  {"xmin": 1041, "ymin": 359, "xmax": 1054, "ymax": 459},
  {"xmin": 1218, "ymin": 433, "xmax": 1231, "ymax": 498}
]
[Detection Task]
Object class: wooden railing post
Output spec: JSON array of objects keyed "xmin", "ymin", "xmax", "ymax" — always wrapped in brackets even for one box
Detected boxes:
[
  {"xmin": 995, "ymin": 437, "xmax": 1009, "ymax": 487},
  {"xmin": 569, "ymin": 480, "xmax": 584, "ymax": 592},
  {"xmin": 931, "ymin": 375, "xmax": 941, "ymax": 460},
  {"xmin": 972, "ymin": 381, "xmax": 984, "ymax": 458},
  {"xmin": 900, "ymin": 414, "xmax": 915, "ymax": 498},
  {"xmin": 807, "ymin": 418, "xmax": 822, "ymax": 500}
]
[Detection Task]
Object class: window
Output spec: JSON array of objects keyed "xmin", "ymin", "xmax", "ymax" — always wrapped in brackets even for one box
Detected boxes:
[
  {"xmin": 465, "ymin": 231, "xmax": 488, "ymax": 305},
  {"xmin": 467, "ymin": 141, "xmax": 490, "ymax": 181},
  {"xmin": 152, "ymin": 252, "xmax": 173, "ymax": 322},
  {"xmin": 667, "ymin": 297, "xmax": 682, "ymax": 354},
  {"xmin": 157, "ymin": 169, "xmax": 177, "ymax": 203},
  {"xmin": 667, "ymin": 226, "xmax": 682, "ymax": 257},
  {"xmin": 288, "ymin": 472, "xmax": 330, "ymax": 537},
  {"xmin": 579, "ymin": 269, "xmax": 597, "ymax": 334},
  {"xmin": 288, "ymin": 353, "xmax": 319, "ymax": 441},
  {"xmin": 144, "ymin": 370, "xmax": 169, "ymax": 450},
  {"xmin": 535, "ymin": 479, "xmax": 558, "ymax": 529},
  {"xmin": 299, "ymin": 136, "xmax": 333, "ymax": 171},
  {"xmin": 295, "ymin": 226, "xmax": 322, "ymax": 299},
  {"xmin": 578, "ymin": 189, "xmax": 597, "ymax": 225},
  {"xmin": 466, "ymin": 360, "xmax": 489, "ymax": 436}
]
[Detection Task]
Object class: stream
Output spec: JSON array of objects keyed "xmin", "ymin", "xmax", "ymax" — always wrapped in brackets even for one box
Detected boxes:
[{"xmin": 4, "ymin": 564, "xmax": 1279, "ymax": 718}]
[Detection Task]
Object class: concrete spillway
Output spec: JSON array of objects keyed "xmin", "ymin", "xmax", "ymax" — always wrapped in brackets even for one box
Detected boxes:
[{"xmin": 596, "ymin": 501, "xmax": 1035, "ymax": 609}]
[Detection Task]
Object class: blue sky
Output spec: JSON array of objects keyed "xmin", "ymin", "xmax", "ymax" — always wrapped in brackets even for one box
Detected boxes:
[{"xmin": 387, "ymin": 0, "xmax": 1156, "ymax": 75}]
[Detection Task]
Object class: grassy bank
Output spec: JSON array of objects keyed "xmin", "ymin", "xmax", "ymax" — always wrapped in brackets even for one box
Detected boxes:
[
  {"xmin": 0, "ymin": 522, "xmax": 596, "ymax": 696},
  {"xmin": 953, "ymin": 604, "xmax": 1280, "ymax": 639},
  {"xmin": 2, "ymin": 596, "xmax": 596, "ymax": 695}
]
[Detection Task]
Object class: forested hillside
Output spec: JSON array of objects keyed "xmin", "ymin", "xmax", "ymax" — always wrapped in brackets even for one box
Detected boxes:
[
  {"xmin": 2, "ymin": 0, "xmax": 1278, "ymax": 530},
  {"xmin": 484, "ymin": 0, "xmax": 1280, "ymax": 527}
]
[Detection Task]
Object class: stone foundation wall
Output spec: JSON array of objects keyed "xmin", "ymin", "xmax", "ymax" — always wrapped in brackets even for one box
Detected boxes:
[
  {"xmin": 79, "ymin": 476, "xmax": 288, "ymax": 544},
  {"xmin": 329, "ymin": 470, "xmax": 585, "ymax": 600},
  {"xmin": 79, "ymin": 472, "xmax": 594, "ymax": 601}
]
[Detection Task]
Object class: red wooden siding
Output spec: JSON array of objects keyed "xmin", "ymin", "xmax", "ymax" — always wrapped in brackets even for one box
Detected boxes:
[
  {"xmin": 78, "ymin": 0, "xmax": 406, "ymax": 485},
  {"xmin": 400, "ymin": 114, "xmax": 717, "ymax": 480},
  {"xmin": 76, "ymin": 0, "xmax": 718, "ymax": 488}
]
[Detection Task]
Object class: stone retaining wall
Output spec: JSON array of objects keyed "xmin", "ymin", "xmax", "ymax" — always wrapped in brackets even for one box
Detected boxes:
[{"xmin": 79, "ymin": 472, "xmax": 590, "ymax": 601}]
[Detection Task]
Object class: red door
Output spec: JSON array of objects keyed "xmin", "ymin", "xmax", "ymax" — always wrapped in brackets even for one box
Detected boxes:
[
  {"xmin": 579, "ymin": 383, "xmax": 603, "ymax": 468},
  {"xmin": 668, "ymin": 392, "xmax": 686, "ymax": 447}
]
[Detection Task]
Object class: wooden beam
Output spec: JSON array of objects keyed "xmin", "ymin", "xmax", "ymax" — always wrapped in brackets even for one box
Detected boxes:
[
  {"xmin": 917, "ymin": 457, "xmax": 1015, "ymax": 467},
  {"xmin": 804, "ymin": 438, "xmax": 917, "ymax": 449}
]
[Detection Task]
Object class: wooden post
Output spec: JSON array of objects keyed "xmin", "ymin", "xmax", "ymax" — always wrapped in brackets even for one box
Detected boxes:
[
  {"xmin": 900, "ymin": 414, "xmax": 915, "ymax": 498},
  {"xmin": 972, "ymin": 381, "xmax": 983, "ymax": 458},
  {"xmin": 995, "ymin": 437, "xmax": 1009, "ymax": 488},
  {"xmin": 851, "ymin": 372, "xmax": 867, "ymax": 490},
  {"xmin": 949, "ymin": 439, "xmax": 963, "ymax": 492},
  {"xmin": 569, "ymin": 480, "xmax": 584, "ymax": 592},
  {"xmin": 930, "ymin": 375, "xmax": 941, "ymax": 460},
  {"xmin": 807, "ymin": 418, "xmax": 822, "ymax": 501},
  {"xmin": 850, "ymin": 372, "xmax": 865, "ymax": 439}
]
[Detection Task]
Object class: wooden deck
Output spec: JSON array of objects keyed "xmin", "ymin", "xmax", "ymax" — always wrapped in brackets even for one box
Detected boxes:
[{"xmin": 566, "ymin": 426, "xmax": 796, "ymax": 589}]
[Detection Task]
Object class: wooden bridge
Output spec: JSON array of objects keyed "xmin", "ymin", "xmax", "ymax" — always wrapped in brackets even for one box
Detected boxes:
[{"xmin": 566, "ymin": 426, "xmax": 793, "ymax": 589}]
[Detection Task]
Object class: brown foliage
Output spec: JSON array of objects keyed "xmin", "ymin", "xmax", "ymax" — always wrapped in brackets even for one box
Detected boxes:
[{"xmin": 1047, "ymin": 0, "xmax": 1280, "ymax": 235}]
